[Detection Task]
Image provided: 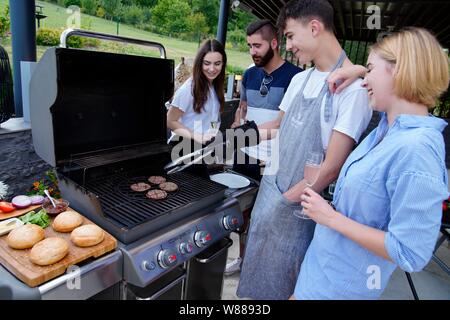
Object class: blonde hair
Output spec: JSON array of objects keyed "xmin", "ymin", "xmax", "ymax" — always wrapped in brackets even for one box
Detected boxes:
[{"xmin": 371, "ymin": 27, "xmax": 449, "ymax": 108}]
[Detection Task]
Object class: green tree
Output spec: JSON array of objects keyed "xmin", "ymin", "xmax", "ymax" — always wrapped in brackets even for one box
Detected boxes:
[
  {"xmin": 151, "ymin": 0, "xmax": 191, "ymax": 35},
  {"xmin": 81, "ymin": 0, "xmax": 98, "ymax": 15},
  {"xmin": 64, "ymin": 0, "xmax": 81, "ymax": 7},
  {"xmin": 134, "ymin": 0, "xmax": 158, "ymax": 7},
  {"xmin": 0, "ymin": 5, "xmax": 10, "ymax": 39},
  {"xmin": 186, "ymin": 12, "xmax": 209, "ymax": 37},
  {"xmin": 191, "ymin": 0, "xmax": 219, "ymax": 35},
  {"xmin": 101, "ymin": 0, "xmax": 122, "ymax": 19}
]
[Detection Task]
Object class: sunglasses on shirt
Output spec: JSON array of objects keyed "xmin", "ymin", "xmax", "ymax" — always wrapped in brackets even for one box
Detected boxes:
[{"xmin": 259, "ymin": 74, "xmax": 273, "ymax": 97}]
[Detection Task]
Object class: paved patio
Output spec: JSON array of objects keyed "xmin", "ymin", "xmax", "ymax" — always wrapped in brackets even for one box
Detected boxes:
[{"xmin": 222, "ymin": 230, "xmax": 450, "ymax": 300}]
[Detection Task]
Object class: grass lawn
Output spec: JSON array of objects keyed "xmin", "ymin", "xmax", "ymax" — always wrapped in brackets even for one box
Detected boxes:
[{"xmin": 0, "ymin": 0, "xmax": 252, "ymax": 70}]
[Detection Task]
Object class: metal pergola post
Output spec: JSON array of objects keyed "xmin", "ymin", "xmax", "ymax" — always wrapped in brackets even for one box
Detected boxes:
[
  {"xmin": 216, "ymin": 0, "xmax": 230, "ymax": 46},
  {"xmin": 9, "ymin": 0, "xmax": 37, "ymax": 117}
]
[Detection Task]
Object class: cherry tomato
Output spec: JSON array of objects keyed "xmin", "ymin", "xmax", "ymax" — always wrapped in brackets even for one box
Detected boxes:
[{"xmin": 0, "ymin": 201, "xmax": 16, "ymax": 213}]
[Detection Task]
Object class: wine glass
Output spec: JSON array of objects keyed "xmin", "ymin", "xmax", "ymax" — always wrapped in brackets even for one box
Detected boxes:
[
  {"xmin": 293, "ymin": 151, "xmax": 324, "ymax": 219},
  {"xmin": 209, "ymin": 114, "xmax": 220, "ymax": 136}
]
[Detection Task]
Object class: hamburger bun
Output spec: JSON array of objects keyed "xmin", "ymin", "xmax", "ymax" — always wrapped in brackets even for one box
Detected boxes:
[
  {"xmin": 30, "ymin": 237, "xmax": 69, "ymax": 266},
  {"xmin": 52, "ymin": 210, "xmax": 83, "ymax": 233},
  {"xmin": 6, "ymin": 224, "xmax": 45, "ymax": 249},
  {"xmin": 71, "ymin": 224, "xmax": 105, "ymax": 247}
]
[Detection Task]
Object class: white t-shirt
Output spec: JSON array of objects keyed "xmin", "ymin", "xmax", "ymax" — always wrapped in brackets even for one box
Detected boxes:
[
  {"xmin": 279, "ymin": 68, "xmax": 372, "ymax": 150},
  {"xmin": 169, "ymin": 77, "xmax": 221, "ymax": 142}
]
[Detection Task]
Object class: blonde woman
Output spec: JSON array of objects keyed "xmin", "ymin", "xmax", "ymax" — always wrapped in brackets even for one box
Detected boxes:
[{"xmin": 296, "ymin": 27, "xmax": 449, "ymax": 299}]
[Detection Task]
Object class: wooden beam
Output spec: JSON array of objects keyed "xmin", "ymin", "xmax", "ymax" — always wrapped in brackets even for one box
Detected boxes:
[
  {"xmin": 396, "ymin": 2, "xmax": 417, "ymax": 30},
  {"xmin": 349, "ymin": 0, "xmax": 355, "ymax": 37},
  {"xmin": 333, "ymin": 0, "xmax": 347, "ymax": 40},
  {"xmin": 426, "ymin": 4, "xmax": 450, "ymax": 34},
  {"xmin": 388, "ymin": 1, "xmax": 405, "ymax": 30},
  {"xmin": 359, "ymin": 0, "xmax": 366, "ymax": 38}
]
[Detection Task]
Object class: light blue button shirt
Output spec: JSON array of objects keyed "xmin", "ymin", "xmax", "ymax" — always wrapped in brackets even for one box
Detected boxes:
[{"xmin": 294, "ymin": 113, "xmax": 449, "ymax": 299}]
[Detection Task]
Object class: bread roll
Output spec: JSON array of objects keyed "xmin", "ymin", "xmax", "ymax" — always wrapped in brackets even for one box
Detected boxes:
[
  {"xmin": 30, "ymin": 237, "xmax": 69, "ymax": 266},
  {"xmin": 71, "ymin": 224, "xmax": 105, "ymax": 247},
  {"xmin": 6, "ymin": 224, "xmax": 45, "ymax": 249},
  {"xmin": 52, "ymin": 210, "xmax": 83, "ymax": 233}
]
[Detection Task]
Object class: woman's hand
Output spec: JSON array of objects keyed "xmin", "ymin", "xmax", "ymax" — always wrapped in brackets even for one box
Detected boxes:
[
  {"xmin": 231, "ymin": 121, "xmax": 241, "ymax": 129},
  {"xmin": 301, "ymin": 187, "xmax": 339, "ymax": 226},
  {"xmin": 200, "ymin": 132, "xmax": 216, "ymax": 144},
  {"xmin": 327, "ymin": 65, "xmax": 367, "ymax": 94}
]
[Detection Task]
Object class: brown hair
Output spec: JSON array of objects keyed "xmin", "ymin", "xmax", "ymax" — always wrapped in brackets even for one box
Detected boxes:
[
  {"xmin": 277, "ymin": 0, "xmax": 335, "ymax": 33},
  {"xmin": 246, "ymin": 20, "xmax": 277, "ymax": 42},
  {"xmin": 192, "ymin": 39, "xmax": 227, "ymax": 113},
  {"xmin": 371, "ymin": 27, "xmax": 449, "ymax": 108}
]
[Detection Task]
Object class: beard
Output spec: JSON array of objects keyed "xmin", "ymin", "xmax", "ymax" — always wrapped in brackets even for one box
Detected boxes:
[{"xmin": 252, "ymin": 46, "xmax": 275, "ymax": 67}]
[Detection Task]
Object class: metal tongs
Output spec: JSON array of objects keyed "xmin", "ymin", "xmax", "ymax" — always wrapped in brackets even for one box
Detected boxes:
[{"xmin": 164, "ymin": 140, "xmax": 227, "ymax": 175}]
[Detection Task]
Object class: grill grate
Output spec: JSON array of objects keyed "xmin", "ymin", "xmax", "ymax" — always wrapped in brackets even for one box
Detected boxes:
[{"xmin": 84, "ymin": 169, "xmax": 226, "ymax": 229}]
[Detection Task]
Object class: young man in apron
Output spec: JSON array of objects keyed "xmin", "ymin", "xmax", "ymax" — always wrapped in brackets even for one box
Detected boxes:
[
  {"xmin": 225, "ymin": 19, "xmax": 302, "ymax": 276},
  {"xmin": 236, "ymin": 0, "xmax": 373, "ymax": 300}
]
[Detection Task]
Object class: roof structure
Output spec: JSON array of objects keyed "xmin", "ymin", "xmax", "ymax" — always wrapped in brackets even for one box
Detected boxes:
[{"xmin": 236, "ymin": 0, "xmax": 450, "ymax": 49}]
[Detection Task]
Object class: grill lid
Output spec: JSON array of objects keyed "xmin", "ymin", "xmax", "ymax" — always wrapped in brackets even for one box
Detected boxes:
[{"xmin": 30, "ymin": 47, "xmax": 174, "ymax": 167}]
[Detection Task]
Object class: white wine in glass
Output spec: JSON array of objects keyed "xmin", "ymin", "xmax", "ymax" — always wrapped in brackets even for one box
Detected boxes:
[{"xmin": 294, "ymin": 151, "xmax": 324, "ymax": 219}]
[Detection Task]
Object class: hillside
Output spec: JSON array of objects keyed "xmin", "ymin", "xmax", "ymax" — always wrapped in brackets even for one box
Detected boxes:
[{"xmin": 0, "ymin": 0, "xmax": 252, "ymax": 70}]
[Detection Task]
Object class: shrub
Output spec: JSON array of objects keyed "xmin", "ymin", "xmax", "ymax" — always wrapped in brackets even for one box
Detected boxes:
[
  {"xmin": 81, "ymin": 0, "xmax": 98, "ymax": 15},
  {"xmin": 96, "ymin": 6, "xmax": 106, "ymax": 18},
  {"xmin": 36, "ymin": 28, "xmax": 99, "ymax": 48},
  {"xmin": 36, "ymin": 28, "xmax": 60, "ymax": 46},
  {"xmin": 121, "ymin": 5, "xmax": 144, "ymax": 26},
  {"xmin": 0, "ymin": 5, "xmax": 10, "ymax": 38},
  {"xmin": 64, "ymin": 0, "xmax": 81, "ymax": 7},
  {"xmin": 226, "ymin": 65, "xmax": 245, "ymax": 76}
]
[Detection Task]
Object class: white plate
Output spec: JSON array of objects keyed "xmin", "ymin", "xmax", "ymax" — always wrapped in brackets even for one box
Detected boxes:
[
  {"xmin": 0, "ymin": 218, "xmax": 24, "ymax": 236},
  {"xmin": 210, "ymin": 173, "xmax": 250, "ymax": 189}
]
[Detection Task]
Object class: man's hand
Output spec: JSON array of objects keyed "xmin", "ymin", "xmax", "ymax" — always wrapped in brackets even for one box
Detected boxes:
[{"xmin": 282, "ymin": 179, "xmax": 308, "ymax": 203}]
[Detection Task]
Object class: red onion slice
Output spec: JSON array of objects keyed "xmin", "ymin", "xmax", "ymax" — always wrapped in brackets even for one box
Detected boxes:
[
  {"xmin": 11, "ymin": 195, "xmax": 32, "ymax": 209},
  {"xmin": 29, "ymin": 195, "xmax": 45, "ymax": 205}
]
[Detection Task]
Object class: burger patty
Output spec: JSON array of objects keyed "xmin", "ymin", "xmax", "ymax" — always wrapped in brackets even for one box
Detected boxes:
[
  {"xmin": 146, "ymin": 189, "xmax": 168, "ymax": 200},
  {"xmin": 159, "ymin": 182, "xmax": 178, "ymax": 192},
  {"xmin": 130, "ymin": 182, "xmax": 151, "ymax": 192},
  {"xmin": 148, "ymin": 175, "xmax": 167, "ymax": 185}
]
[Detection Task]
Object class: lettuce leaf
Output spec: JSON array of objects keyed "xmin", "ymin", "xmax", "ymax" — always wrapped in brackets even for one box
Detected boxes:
[{"xmin": 19, "ymin": 209, "xmax": 51, "ymax": 228}]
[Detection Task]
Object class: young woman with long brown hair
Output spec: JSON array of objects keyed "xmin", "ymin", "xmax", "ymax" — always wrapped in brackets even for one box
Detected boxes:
[{"xmin": 167, "ymin": 39, "xmax": 227, "ymax": 145}]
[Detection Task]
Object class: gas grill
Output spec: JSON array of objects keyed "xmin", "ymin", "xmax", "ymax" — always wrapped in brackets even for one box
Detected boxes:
[{"xmin": 0, "ymin": 30, "xmax": 257, "ymax": 300}]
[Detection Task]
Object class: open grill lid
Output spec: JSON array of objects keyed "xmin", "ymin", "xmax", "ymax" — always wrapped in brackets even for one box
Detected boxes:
[{"xmin": 30, "ymin": 47, "xmax": 174, "ymax": 168}]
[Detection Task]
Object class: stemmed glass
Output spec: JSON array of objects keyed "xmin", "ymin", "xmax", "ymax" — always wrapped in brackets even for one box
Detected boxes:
[{"xmin": 293, "ymin": 151, "xmax": 324, "ymax": 219}]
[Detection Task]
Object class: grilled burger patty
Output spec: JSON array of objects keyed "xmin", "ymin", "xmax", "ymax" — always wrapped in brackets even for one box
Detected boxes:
[
  {"xmin": 148, "ymin": 176, "xmax": 167, "ymax": 184},
  {"xmin": 146, "ymin": 189, "xmax": 168, "ymax": 200},
  {"xmin": 159, "ymin": 182, "xmax": 178, "ymax": 192},
  {"xmin": 130, "ymin": 182, "xmax": 151, "ymax": 192}
]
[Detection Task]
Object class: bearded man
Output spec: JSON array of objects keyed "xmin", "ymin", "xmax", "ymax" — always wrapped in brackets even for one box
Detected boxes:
[{"xmin": 225, "ymin": 20, "xmax": 302, "ymax": 276}]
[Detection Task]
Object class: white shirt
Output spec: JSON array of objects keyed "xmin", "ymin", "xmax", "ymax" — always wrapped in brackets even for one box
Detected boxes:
[
  {"xmin": 279, "ymin": 68, "xmax": 372, "ymax": 150},
  {"xmin": 242, "ymin": 107, "xmax": 279, "ymax": 162},
  {"xmin": 169, "ymin": 77, "xmax": 220, "ymax": 142}
]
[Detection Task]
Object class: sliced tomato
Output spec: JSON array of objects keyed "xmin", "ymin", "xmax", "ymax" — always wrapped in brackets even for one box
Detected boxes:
[{"xmin": 0, "ymin": 201, "xmax": 16, "ymax": 213}]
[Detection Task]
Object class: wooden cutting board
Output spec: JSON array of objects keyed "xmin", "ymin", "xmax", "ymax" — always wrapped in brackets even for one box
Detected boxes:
[
  {"xmin": 0, "ymin": 205, "xmax": 41, "ymax": 221},
  {"xmin": 0, "ymin": 208, "xmax": 117, "ymax": 287}
]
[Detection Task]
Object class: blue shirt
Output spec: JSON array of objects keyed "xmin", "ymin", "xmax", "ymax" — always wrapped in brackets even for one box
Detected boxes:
[
  {"xmin": 241, "ymin": 62, "xmax": 302, "ymax": 111},
  {"xmin": 295, "ymin": 113, "xmax": 449, "ymax": 299}
]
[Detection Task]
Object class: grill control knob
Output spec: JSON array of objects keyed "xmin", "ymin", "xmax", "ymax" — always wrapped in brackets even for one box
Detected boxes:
[
  {"xmin": 179, "ymin": 242, "xmax": 194, "ymax": 255},
  {"xmin": 141, "ymin": 260, "xmax": 156, "ymax": 271},
  {"xmin": 222, "ymin": 215, "xmax": 240, "ymax": 230},
  {"xmin": 194, "ymin": 231, "xmax": 212, "ymax": 248},
  {"xmin": 157, "ymin": 249, "xmax": 178, "ymax": 269}
]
